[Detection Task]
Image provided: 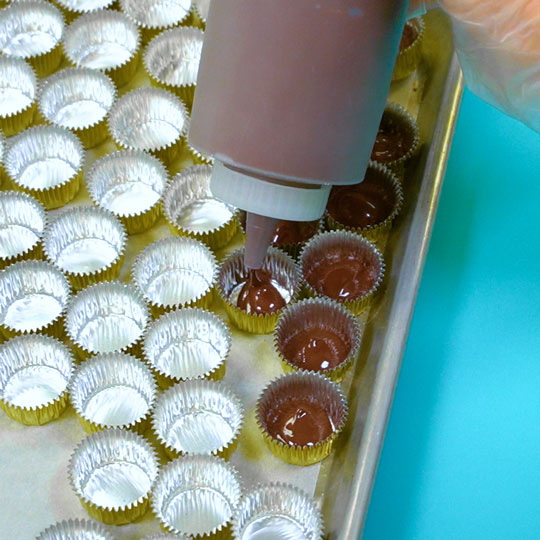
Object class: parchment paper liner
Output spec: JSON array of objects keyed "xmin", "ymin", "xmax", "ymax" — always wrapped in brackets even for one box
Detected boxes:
[
  {"xmin": 0, "ymin": 191, "xmax": 46, "ymax": 268},
  {"xmin": 108, "ymin": 87, "xmax": 190, "ymax": 166},
  {"xmin": 300, "ymin": 230, "xmax": 385, "ymax": 315},
  {"xmin": 0, "ymin": 56, "xmax": 37, "ymax": 136},
  {"xmin": 151, "ymin": 455, "xmax": 242, "ymax": 539},
  {"xmin": 36, "ymin": 518, "xmax": 115, "ymax": 540},
  {"xmin": 0, "ymin": 0, "xmax": 64, "ymax": 77},
  {"xmin": 43, "ymin": 206, "xmax": 127, "ymax": 290},
  {"xmin": 65, "ymin": 280, "xmax": 150, "ymax": 359},
  {"xmin": 54, "ymin": 0, "xmax": 118, "ymax": 24},
  {"xmin": 274, "ymin": 297, "xmax": 361, "ymax": 383},
  {"xmin": 132, "ymin": 237, "xmax": 216, "ymax": 316},
  {"xmin": 233, "ymin": 483, "xmax": 324, "ymax": 540},
  {"xmin": 326, "ymin": 162, "xmax": 404, "ymax": 246},
  {"xmin": 69, "ymin": 428, "xmax": 159, "ymax": 525},
  {"xmin": 69, "ymin": 352, "xmax": 157, "ymax": 434},
  {"xmin": 256, "ymin": 371, "xmax": 348, "ymax": 466},
  {"xmin": 0, "ymin": 260, "xmax": 70, "ymax": 339},
  {"xmin": 63, "ymin": 9, "xmax": 141, "ymax": 87},
  {"xmin": 143, "ymin": 27, "xmax": 204, "ymax": 108},
  {"xmin": 38, "ymin": 67, "xmax": 117, "ymax": 148},
  {"xmin": 0, "ymin": 334, "xmax": 74, "ymax": 425},
  {"xmin": 217, "ymin": 247, "xmax": 301, "ymax": 334},
  {"xmin": 190, "ymin": 0, "xmax": 209, "ymax": 29},
  {"xmin": 163, "ymin": 165, "xmax": 237, "ymax": 250},
  {"xmin": 5, "ymin": 125, "xmax": 84, "ymax": 209},
  {"xmin": 152, "ymin": 379, "xmax": 243, "ymax": 460},
  {"xmin": 86, "ymin": 149, "xmax": 168, "ymax": 234},
  {"xmin": 143, "ymin": 308, "xmax": 230, "ymax": 389},
  {"xmin": 187, "ymin": 140, "xmax": 213, "ymax": 165},
  {"xmin": 393, "ymin": 16, "xmax": 424, "ymax": 81}
]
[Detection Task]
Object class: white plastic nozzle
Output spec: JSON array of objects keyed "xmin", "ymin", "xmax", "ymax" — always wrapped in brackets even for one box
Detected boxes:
[{"xmin": 244, "ymin": 213, "xmax": 278, "ymax": 269}]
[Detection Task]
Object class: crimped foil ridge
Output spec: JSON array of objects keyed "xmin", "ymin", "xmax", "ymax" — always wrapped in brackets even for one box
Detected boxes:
[
  {"xmin": 120, "ymin": 0, "xmax": 191, "ymax": 30},
  {"xmin": 0, "ymin": 56, "xmax": 38, "ymax": 119},
  {"xmin": 35, "ymin": 517, "xmax": 115, "ymax": 540}
]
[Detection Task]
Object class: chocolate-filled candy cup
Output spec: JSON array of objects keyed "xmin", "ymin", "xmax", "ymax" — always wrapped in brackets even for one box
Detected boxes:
[{"xmin": 393, "ymin": 16, "xmax": 425, "ymax": 81}]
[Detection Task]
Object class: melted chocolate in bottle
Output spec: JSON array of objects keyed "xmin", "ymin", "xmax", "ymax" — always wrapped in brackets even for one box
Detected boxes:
[{"xmin": 237, "ymin": 268, "xmax": 286, "ymax": 314}]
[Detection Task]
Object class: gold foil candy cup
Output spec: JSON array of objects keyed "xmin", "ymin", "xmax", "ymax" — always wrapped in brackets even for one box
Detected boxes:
[
  {"xmin": 217, "ymin": 247, "xmax": 302, "ymax": 334},
  {"xmin": 63, "ymin": 9, "xmax": 141, "ymax": 87},
  {"xmin": 0, "ymin": 56, "xmax": 37, "ymax": 136},
  {"xmin": 69, "ymin": 352, "xmax": 157, "ymax": 434},
  {"xmin": 108, "ymin": 87, "xmax": 190, "ymax": 166},
  {"xmin": 86, "ymin": 149, "xmax": 168, "ymax": 234},
  {"xmin": 143, "ymin": 308, "xmax": 230, "ymax": 388},
  {"xmin": 256, "ymin": 371, "xmax": 348, "ymax": 466},
  {"xmin": 274, "ymin": 297, "xmax": 361, "ymax": 383},
  {"xmin": 5, "ymin": 125, "xmax": 84, "ymax": 209},
  {"xmin": 0, "ymin": 0, "xmax": 64, "ymax": 77},
  {"xmin": 0, "ymin": 191, "xmax": 46, "ymax": 268},
  {"xmin": 36, "ymin": 518, "xmax": 115, "ymax": 540},
  {"xmin": 191, "ymin": 0, "xmax": 209, "ymax": 28},
  {"xmin": 233, "ymin": 483, "xmax": 324, "ymax": 540},
  {"xmin": 300, "ymin": 230, "xmax": 385, "ymax": 316},
  {"xmin": 0, "ymin": 260, "xmax": 70, "ymax": 339},
  {"xmin": 393, "ymin": 16, "xmax": 424, "ymax": 81},
  {"xmin": 326, "ymin": 162, "xmax": 404, "ymax": 246},
  {"xmin": 0, "ymin": 334, "xmax": 74, "ymax": 425},
  {"xmin": 152, "ymin": 379, "xmax": 243, "ymax": 460},
  {"xmin": 151, "ymin": 454, "xmax": 242, "ymax": 538},
  {"xmin": 38, "ymin": 67, "xmax": 117, "ymax": 148},
  {"xmin": 43, "ymin": 205, "xmax": 127, "ymax": 290},
  {"xmin": 132, "ymin": 237, "xmax": 216, "ymax": 316},
  {"xmin": 143, "ymin": 27, "xmax": 204, "ymax": 108},
  {"xmin": 54, "ymin": 0, "xmax": 117, "ymax": 23},
  {"xmin": 69, "ymin": 428, "xmax": 160, "ymax": 525},
  {"xmin": 163, "ymin": 165, "xmax": 237, "ymax": 250},
  {"xmin": 65, "ymin": 280, "xmax": 150, "ymax": 358}
]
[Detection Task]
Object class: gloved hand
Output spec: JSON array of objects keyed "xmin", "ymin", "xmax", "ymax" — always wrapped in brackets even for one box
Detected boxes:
[{"xmin": 408, "ymin": 0, "xmax": 540, "ymax": 133}]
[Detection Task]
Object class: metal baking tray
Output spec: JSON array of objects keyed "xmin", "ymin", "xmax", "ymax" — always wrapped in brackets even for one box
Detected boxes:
[{"xmin": 0, "ymin": 9, "xmax": 463, "ymax": 539}]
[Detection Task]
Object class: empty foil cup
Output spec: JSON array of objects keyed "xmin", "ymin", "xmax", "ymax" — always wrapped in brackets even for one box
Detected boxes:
[
  {"xmin": 86, "ymin": 150, "xmax": 168, "ymax": 234},
  {"xmin": 151, "ymin": 455, "xmax": 242, "ymax": 537},
  {"xmin": 65, "ymin": 281, "xmax": 150, "ymax": 358},
  {"xmin": 256, "ymin": 371, "xmax": 348, "ymax": 466},
  {"xmin": 0, "ymin": 130, "xmax": 5, "ymax": 186},
  {"xmin": 0, "ymin": 0, "xmax": 64, "ymax": 77},
  {"xmin": 217, "ymin": 247, "xmax": 301, "ymax": 334},
  {"xmin": 63, "ymin": 9, "xmax": 141, "ymax": 87},
  {"xmin": 192, "ymin": 0, "xmax": 210, "ymax": 28},
  {"xmin": 143, "ymin": 308, "xmax": 230, "ymax": 388},
  {"xmin": 144, "ymin": 27, "xmax": 204, "ymax": 108},
  {"xmin": 0, "ymin": 191, "xmax": 46, "ymax": 268},
  {"xmin": 141, "ymin": 535, "xmax": 190, "ymax": 540},
  {"xmin": 5, "ymin": 125, "xmax": 84, "ymax": 208},
  {"xmin": 152, "ymin": 379, "xmax": 244, "ymax": 460},
  {"xmin": 108, "ymin": 87, "xmax": 190, "ymax": 166},
  {"xmin": 36, "ymin": 518, "xmax": 115, "ymax": 540},
  {"xmin": 55, "ymin": 0, "xmax": 117, "ymax": 23},
  {"xmin": 0, "ymin": 334, "xmax": 74, "ymax": 425},
  {"xmin": 132, "ymin": 237, "xmax": 216, "ymax": 315},
  {"xmin": 233, "ymin": 483, "xmax": 323, "ymax": 540},
  {"xmin": 43, "ymin": 206, "xmax": 127, "ymax": 290},
  {"xmin": 0, "ymin": 56, "xmax": 37, "ymax": 136},
  {"xmin": 0, "ymin": 260, "xmax": 70, "ymax": 339},
  {"xmin": 69, "ymin": 428, "xmax": 159, "ymax": 524},
  {"xmin": 69, "ymin": 352, "xmax": 157, "ymax": 433},
  {"xmin": 163, "ymin": 165, "xmax": 237, "ymax": 250},
  {"xmin": 38, "ymin": 67, "xmax": 117, "ymax": 148}
]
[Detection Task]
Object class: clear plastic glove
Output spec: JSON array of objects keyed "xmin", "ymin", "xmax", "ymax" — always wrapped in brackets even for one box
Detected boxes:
[{"xmin": 409, "ymin": 0, "xmax": 540, "ymax": 133}]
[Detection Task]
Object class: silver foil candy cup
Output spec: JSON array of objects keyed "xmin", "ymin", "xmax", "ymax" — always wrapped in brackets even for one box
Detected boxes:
[
  {"xmin": 163, "ymin": 165, "xmax": 237, "ymax": 250},
  {"xmin": 0, "ymin": 333, "xmax": 74, "ymax": 425},
  {"xmin": 152, "ymin": 379, "xmax": 244, "ymax": 460},
  {"xmin": 43, "ymin": 205, "xmax": 127, "ymax": 289},
  {"xmin": 0, "ymin": 260, "xmax": 70, "ymax": 339},
  {"xmin": 5, "ymin": 125, "xmax": 84, "ymax": 208},
  {"xmin": 69, "ymin": 352, "xmax": 157, "ymax": 433},
  {"xmin": 35, "ymin": 518, "xmax": 115, "ymax": 540},
  {"xmin": 142, "ymin": 535, "xmax": 191, "ymax": 540},
  {"xmin": 65, "ymin": 280, "xmax": 150, "ymax": 357},
  {"xmin": 0, "ymin": 190, "xmax": 46, "ymax": 268},
  {"xmin": 143, "ymin": 308, "xmax": 230, "ymax": 387},
  {"xmin": 151, "ymin": 455, "xmax": 242, "ymax": 537},
  {"xmin": 132, "ymin": 236, "xmax": 217, "ymax": 315},
  {"xmin": 86, "ymin": 149, "xmax": 169, "ymax": 234},
  {"xmin": 55, "ymin": 0, "xmax": 117, "ymax": 17},
  {"xmin": 233, "ymin": 483, "xmax": 324, "ymax": 540},
  {"xmin": 69, "ymin": 428, "xmax": 159, "ymax": 525}
]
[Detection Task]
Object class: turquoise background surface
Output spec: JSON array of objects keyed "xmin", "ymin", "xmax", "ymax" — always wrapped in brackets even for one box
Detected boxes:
[{"xmin": 363, "ymin": 90, "xmax": 540, "ymax": 540}]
